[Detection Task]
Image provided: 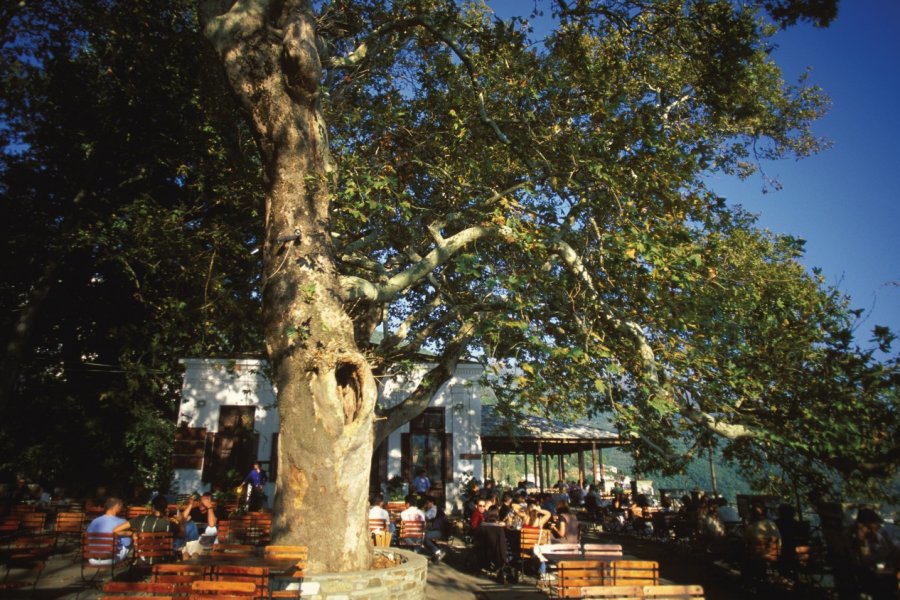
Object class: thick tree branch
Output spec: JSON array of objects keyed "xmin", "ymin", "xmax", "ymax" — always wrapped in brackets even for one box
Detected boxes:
[
  {"xmin": 374, "ymin": 321, "xmax": 476, "ymax": 445},
  {"xmin": 340, "ymin": 224, "xmax": 499, "ymax": 302}
]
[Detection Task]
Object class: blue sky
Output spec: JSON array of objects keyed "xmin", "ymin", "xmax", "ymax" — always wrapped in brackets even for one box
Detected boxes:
[
  {"xmin": 712, "ymin": 1, "xmax": 900, "ymax": 344},
  {"xmin": 487, "ymin": 1, "xmax": 900, "ymax": 349}
]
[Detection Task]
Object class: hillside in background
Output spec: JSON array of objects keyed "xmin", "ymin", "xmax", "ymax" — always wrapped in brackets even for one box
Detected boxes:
[
  {"xmin": 601, "ymin": 447, "xmax": 754, "ymax": 502},
  {"xmin": 486, "ymin": 446, "xmax": 754, "ymax": 503}
]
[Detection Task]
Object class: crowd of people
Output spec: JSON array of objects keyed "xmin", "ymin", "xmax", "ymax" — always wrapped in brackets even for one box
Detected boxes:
[
  {"xmin": 374, "ymin": 473, "xmax": 899, "ymax": 596},
  {"xmin": 77, "ymin": 462, "xmax": 263, "ymax": 565},
  {"xmin": 81, "ymin": 491, "xmax": 225, "ymax": 565}
]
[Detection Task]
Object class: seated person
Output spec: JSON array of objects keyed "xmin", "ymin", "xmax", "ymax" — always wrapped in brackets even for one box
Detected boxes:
[
  {"xmin": 183, "ymin": 492, "xmax": 220, "ymax": 551},
  {"xmin": 548, "ymin": 500, "xmax": 580, "ymax": 544},
  {"xmin": 113, "ymin": 494, "xmax": 185, "ymax": 561},
  {"xmin": 471, "ymin": 505, "xmax": 513, "ymax": 582},
  {"xmin": 470, "ymin": 499, "xmax": 488, "ymax": 530},
  {"xmin": 742, "ymin": 502, "xmax": 780, "ymax": 586},
  {"xmin": 850, "ymin": 508, "xmax": 899, "ymax": 599},
  {"xmin": 399, "ymin": 495, "xmax": 445, "ymax": 562},
  {"xmin": 85, "ymin": 497, "xmax": 131, "ymax": 564},
  {"xmin": 423, "ymin": 495, "xmax": 450, "ymax": 540},
  {"xmin": 369, "ymin": 493, "xmax": 395, "ymax": 544}
]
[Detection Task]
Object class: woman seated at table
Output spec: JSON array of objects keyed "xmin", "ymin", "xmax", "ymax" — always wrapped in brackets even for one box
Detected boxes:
[{"xmin": 548, "ymin": 500, "xmax": 579, "ymax": 544}]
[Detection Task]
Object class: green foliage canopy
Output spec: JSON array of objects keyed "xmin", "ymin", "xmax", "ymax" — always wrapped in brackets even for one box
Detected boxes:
[{"xmin": 2, "ymin": 0, "xmax": 896, "ymax": 508}]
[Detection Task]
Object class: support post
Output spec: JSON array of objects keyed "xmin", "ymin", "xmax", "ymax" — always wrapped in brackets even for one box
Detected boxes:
[
  {"xmin": 578, "ymin": 450, "xmax": 585, "ymax": 488},
  {"xmin": 537, "ymin": 443, "xmax": 544, "ymax": 492}
]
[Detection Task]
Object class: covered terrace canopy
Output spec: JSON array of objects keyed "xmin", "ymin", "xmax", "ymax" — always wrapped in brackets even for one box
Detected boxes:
[{"xmin": 480, "ymin": 406, "xmax": 629, "ymax": 489}]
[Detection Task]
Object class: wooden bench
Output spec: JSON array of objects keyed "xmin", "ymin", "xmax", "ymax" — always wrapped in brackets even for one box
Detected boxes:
[
  {"xmin": 211, "ymin": 565, "xmax": 269, "ymax": 600},
  {"xmin": 151, "ymin": 563, "xmax": 211, "ymax": 596},
  {"xmin": 608, "ymin": 560, "xmax": 660, "ymax": 586},
  {"xmin": 581, "ymin": 585, "xmax": 705, "ymax": 600},
  {"xmin": 642, "ymin": 585, "xmax": 705, "ymax": 600},
  {"xmin": 100, "ymin": 581, "xmax": 177, "ymax": 599},
  {"xmin": 580, "ymin": 586, "xmax": 643, "ymax": 599},
  {"xmin": 551, "ymin": 560, "xmax": 610, "ymax": 598}
]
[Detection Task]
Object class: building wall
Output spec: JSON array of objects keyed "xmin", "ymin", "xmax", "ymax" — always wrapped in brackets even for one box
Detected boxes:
[
  {"xmin": 379, "ymin": 363, "xmax": 485, "ymax": 512},
  {"xmin": 174, "ymin": 358, "xmax": 486, "ymax": 511},
  {"xmin": 175, "ymin": 358, "xmax": 278, "ymax": 500}
]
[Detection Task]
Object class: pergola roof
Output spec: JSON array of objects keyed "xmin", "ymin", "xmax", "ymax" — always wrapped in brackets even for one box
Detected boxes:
[{"xmin": 480, "ymin": 405, "xmax": 628, "ymax": 454}]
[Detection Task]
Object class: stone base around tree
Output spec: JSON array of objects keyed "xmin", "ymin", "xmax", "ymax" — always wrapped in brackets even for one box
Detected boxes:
[{"xmin": 276, "ymin": 548, "xmax": 428, "ymax": 600}]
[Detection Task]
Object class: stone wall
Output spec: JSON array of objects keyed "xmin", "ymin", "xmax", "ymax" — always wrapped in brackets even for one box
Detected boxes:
[{"xmin": 298, "ymin": 549, "xmax": 428, "ymax": 600}]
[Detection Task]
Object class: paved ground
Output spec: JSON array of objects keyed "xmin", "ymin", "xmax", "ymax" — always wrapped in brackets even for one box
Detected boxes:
[{"xmin": 6, "ymin": 529, "xmax": 814, "ymax": 599}]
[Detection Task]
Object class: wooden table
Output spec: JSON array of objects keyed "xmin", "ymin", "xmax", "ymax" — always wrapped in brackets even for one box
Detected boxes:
[
  {"xmin": 186, "ymin": 553, "xmax": 303, "ymax": 577},
  {"xmin": 544, "ymin": 553, "xmax": 621, "ymax": 565}
]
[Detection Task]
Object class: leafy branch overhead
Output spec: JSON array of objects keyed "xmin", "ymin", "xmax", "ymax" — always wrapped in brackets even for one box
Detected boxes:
[
  {"xmin": 308, "ymin": 0, "xmax": 894, "ymax": 492},
  {"xmin": 2, "ymin": 0, "xmax": 896, "ymax": 563}
]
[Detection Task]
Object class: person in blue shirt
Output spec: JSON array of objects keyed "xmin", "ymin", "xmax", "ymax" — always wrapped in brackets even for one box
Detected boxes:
[
  {"xmin": 243, "ymin": 462, "xmax": 268, "ymax": 511},
  {"xmin": 411, "ymin": 469, "xmax": 431, "ymax": 495},
  {"xmin": 86, "ymin": 497, "xmax": 131, "ymax": 564}
]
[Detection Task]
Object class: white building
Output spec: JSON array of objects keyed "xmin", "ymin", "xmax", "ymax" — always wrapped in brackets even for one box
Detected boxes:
[{"xmin": 172, "ymin": 358, "xmax": 488, "ymax": 511}]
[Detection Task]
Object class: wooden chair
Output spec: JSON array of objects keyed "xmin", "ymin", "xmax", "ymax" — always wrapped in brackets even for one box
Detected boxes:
[
  {"xmin": 397, "ymin": 520, "xmax": 425, "ymax": 551},
  {"xmin": 216, "ymin": 519, "xmax": 233, "ymax": 543},
  {"xmin": 642, "ymin": 585, "xmax": 705, "ymax": 599},
  {"xmin": 211, "ymin": 565, "xmax": 269, "ymax": 600},
  {"xmin": 386, "ymin": 502, "xmax": 405, "ymax": 523},
  {"xmin": 1, "ymin": 534, "xmax": 54, "ymax": 592},
  {"xmin": 85, "ymin": 499, "xmax": 106, "ymax": 517},
  {"xmin": 221, "ymin": 500, "xmax": 239, "ymax": 516},
  {"xmin": 514, "ymin": 525, "xmax": 544, "ymax": 577},
  {"xmin": 232, "ymin": 513, "xmax": 272, "ymax": 546},
  {"xmin": 127, "ymin": 506, "xmax": 153, "ymax": 519},
  {"xmin": 19, "ymin": 511, "xmax": 47, "ymax": 535},
  {"xmin": 580, "ymin": 586, "xmax": 644, "ymax": 599},
  {"xmin": 609, "ymin": 560, "xmax": 660, "ymax": 586},
  {"xmin": 551, "ymin": 560, "xmax": 610, "ymax": 598},
  {"xmin": 218, "ymin": 515, "xmax": 269, "ymax": 545},
  {"xmin": 81, "ymin": 531, "xmax": 126, "ymax": 581},
  {"xmin": 10, "ymin": 504, "xmax": 37, "ymax": 516},
  {"xmin": 0, "ymin": 516, "xmax": 19, "ymax": 543},
  {"xmin": 189, "ymin": 579, "xmax": 256, "ymax": 598},
  {"xmin": 368, "ymin": 518, "xmax": 391, "ymax": 547},
  {"xmin": 152, "ymin": 563, "xmax": 210, "ymax": 597},
  {"xmin": 101, "ymin": 580, "xmax": 177, "ymax": 598},
  {"xmin": 133, "ymin": 531, "xmax": 176, "ymax": 568},
  {"xmin": 263, "ymin": 546, "xmax": 308, "ymax": 599},
  {"xmin": 55, "ymin": 510, "xmax": 86, "ymax": 550}
]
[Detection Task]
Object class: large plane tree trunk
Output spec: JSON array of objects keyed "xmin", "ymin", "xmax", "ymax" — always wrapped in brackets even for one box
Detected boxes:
[{"xmin": 199, "ymin": 1, "xmax": 377, "ymax": 572}]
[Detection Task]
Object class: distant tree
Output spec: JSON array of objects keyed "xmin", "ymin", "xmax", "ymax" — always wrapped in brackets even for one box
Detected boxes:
[{"xmin": 0, "ymin": 1, "xmax": 263, "ymax": 493}]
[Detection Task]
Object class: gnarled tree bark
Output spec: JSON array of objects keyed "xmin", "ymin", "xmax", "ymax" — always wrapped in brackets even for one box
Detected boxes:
[{"xmin": 199, "ymin": 0, "xmax": 377, "ymax": 572}]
